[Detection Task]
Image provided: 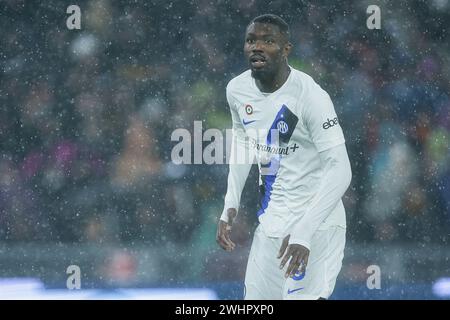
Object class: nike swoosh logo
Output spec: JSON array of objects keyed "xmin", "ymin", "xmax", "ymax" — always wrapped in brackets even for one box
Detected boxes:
[
  {"xmin": 242, "ymin": 119, "xmax": 256, "ymax": 125},
  {"xmin": 287, "ymin": 287, "xmax": 304, "ymax": 294}
]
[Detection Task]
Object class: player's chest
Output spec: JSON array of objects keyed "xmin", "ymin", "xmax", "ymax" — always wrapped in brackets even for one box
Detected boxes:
[{"xmin": 234, "ymin": 94, "xmax": 302, "ymax": 143}]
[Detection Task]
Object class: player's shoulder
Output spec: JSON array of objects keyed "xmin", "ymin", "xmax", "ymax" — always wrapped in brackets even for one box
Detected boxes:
[
  {"xmin": 290, "ymin": 67, "xmax": 329, "ymax": 98},
  {"xmin": 226, "ymin": 69, "xmax": 252, "ymax": 94},
  {"xmin": 290, "ymin": 67, "xmax": 334, "ymax": 120}
]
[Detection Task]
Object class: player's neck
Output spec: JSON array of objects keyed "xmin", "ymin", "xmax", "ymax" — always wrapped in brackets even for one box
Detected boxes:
[{"xmin": 255, "ymin": 64, "xmax": 290, "ymax": 93}]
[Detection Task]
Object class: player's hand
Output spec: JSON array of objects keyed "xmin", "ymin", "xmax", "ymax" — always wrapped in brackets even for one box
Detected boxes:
[
  {"xmin": 216, "ymin": 208, "xmax": 237, "ymax": 252},
  {"xmin": 277, "ymin": 234, "xmax": 310, "ymax": 278}
]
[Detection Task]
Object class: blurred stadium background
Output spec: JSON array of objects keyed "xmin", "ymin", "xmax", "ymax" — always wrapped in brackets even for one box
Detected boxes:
[{"xmin": 0, "ymin": 0, "xmax": 449, "ymax": 299}]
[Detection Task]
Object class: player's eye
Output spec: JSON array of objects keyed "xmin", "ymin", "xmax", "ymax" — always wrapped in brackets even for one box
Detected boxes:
[
  {"xmin": 246, "ymin": 38, "xmax": 255, "ymax": 44},
  {"xmin": 265, "ymin": 39, "xmax": 275, "ymax": 44}
]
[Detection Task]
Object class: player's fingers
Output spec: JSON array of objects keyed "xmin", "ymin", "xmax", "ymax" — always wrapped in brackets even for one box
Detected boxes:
[
  {"xmin": 286, "ymin": 254, "xmax": 301, "ymax": 278},
  {"xmin": 279, "ymin": 246, "xmax": 292, "ymax": 269},
  {"xmin": 287, "ymin": 260, "xmax": 299, "ymax": 278},
  {"xmin": 216, "ymin": 209, "xmax": 237, "ymax": 251},
  {"xmin": 299, "ymin": 261, "xmax": 306, "ymax": 274},
  {"xmin": 219, "ymin": 233, "xmax": 232, "ymax": 249},
  {"xmin": 216, "ymin": 233, "xmax": 229, "ymax": 250},
  {"xmin": 223, "ymin": 228, "xmax": 235, "ymax": 250},
  {"xmin": 299, "ymin": 251, "xmax": 309, "ymax": 266},
  {"xmin": 299, "ymin": 253, "xmax": 309, "ymax": 273},
  {"xmin": 216, "ymin": 225, "xmax": 233, "ymax": 251},
  {"xmin": 288, "ymin": 263, "xmax": 300, "ymax": 278},
  {"xmin": 216, "ymin": 238, "xmax": 227, "ymax": 250},
  {"xmin": 299, "ymin": 259, "xmax": 307, "ymax": 274},
  {"xmin": 221, "ymin": 224, "xmax": 236, "ymax": 250},
  {"xmin": 303, "ymin": 252, "xmax": 309, "ymax": 268},
  {"xmin": 218, "ymin": 235, "xmax": 234, "ymax": 251},
  {"xmin": 277, "ymin": 235, "xmax": 290, "ymax": 259}
]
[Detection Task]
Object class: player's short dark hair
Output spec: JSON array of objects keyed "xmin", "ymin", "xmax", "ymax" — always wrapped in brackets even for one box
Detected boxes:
[{"xmin": 248, "ymin": 14, "xmax": 290, "ymax": 40}]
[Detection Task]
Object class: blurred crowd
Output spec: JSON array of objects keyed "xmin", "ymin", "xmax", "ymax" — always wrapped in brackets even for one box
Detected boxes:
[{"xmin": 1, "ymin": 0, "xmax": 449, "ymax": 256}]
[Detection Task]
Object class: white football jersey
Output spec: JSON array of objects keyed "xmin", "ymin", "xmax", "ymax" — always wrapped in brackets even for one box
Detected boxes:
[{"xmin": 222, "ymin": 66, "xmax": 347, "ymax": 238}]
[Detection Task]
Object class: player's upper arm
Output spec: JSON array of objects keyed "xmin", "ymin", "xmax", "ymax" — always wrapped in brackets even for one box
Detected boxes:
[
  {"xmin": 226, "ymin": 81, "xmax": 244, "ymax": 131},
  {"xmin": 303, "ymin": 83, "xmax": 345, "ymax": 152}
]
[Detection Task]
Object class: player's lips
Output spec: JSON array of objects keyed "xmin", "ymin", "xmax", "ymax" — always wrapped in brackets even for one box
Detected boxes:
[{"xmin": 250, "ymin": 54, "xmax": 267, "ymax": 69}]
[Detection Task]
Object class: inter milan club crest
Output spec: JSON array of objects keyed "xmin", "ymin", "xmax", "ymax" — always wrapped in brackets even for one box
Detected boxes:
[
  {"xmin": 245, "ymin": 104, "xmax": 253, "ymax": 115},
  {"xmin": 277, "ymin": 120, "xmax": 289, "ymax": 134}
]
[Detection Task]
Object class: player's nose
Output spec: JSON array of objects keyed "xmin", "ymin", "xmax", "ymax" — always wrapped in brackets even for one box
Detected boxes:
[{"xmin": 251, "ymin": 40, "xmax": 265, "ymax": 52}]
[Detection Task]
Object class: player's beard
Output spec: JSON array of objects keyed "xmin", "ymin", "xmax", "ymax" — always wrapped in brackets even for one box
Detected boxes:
[
  {"xmin": 250, "ymin": 65, "xmax": 275, "ymax": 82},
  {"xmin": 250, "ymin": 56, "xmax": 284, "ymax": 82},
  {"xmin": 251, "ymin": 68, "xmax": 267, "ymax": 80}
]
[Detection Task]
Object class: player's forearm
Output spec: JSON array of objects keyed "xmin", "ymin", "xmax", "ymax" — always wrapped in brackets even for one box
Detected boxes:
[
  {"xmin": 220, "ymin": 130, "xmax": 253, "ymax": 223},
  {"xmin": 289, "ymin": 144, "xmax": 352, "ymax": 249},
  {"xmin": 220, "ymin": 163, "xmax": 252, "ymax": 223}
]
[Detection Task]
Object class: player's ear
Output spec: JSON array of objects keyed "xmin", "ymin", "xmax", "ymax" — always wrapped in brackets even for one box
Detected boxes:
[{"xmin": 283, "ymin": 42, "xmax": 293, "ymax": 58}]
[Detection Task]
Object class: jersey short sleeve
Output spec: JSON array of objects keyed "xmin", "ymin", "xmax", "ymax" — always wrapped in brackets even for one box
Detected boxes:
[{"xmin": 303, "ymin": 83, "xmax": 345, "ymax": 153}]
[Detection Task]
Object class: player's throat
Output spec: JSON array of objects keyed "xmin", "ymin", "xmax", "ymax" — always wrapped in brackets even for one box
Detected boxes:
[{"xmin": 254, "ymin": 64, "xmax": 291, "ymax": 93}]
